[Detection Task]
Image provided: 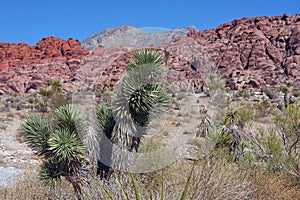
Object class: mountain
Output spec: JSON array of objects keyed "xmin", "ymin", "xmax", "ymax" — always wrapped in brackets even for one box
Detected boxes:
[
  {"xmin": 78, "ymin": 14, "xmax": 300, "ymax": 93},
  {"xmin": 0, "ymin": 37, "xmax": 89, "ymax": 94},
  {"xmin": 189, "ymin": 13, "xmax": 300, "ymax": 90},
  {"xmin": 81, "ymin": 25, "xmax": 198, "ymax": 50},
  {"xmin": 0, "ymin": 14, "xmax": 299, "ymax": 95}
]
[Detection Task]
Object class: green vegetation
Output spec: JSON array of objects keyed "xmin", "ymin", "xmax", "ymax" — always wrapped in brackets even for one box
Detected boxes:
[
  {"xmin": 1, "ymin": 49, "xmax": 300, "ymax": 199},
  {"xmin": 21, "ymin": 104, "xmax": 87, "ymax": 198},
  {"xmin": 40, "ymin": 80, "xmax": 63, "ymax": 97},
  {"xmin": 110, "ymin": 49, "xmax": 169, "ymax": 152}
]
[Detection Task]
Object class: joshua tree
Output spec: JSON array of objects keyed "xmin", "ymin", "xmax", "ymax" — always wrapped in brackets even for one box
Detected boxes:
[
  {"xmin": 221, "ymin": 109, "xmax": 244, "ymax": 161},
  {"xmin": 21, "ymin": 104, "xmax": 87, "ymax": 199},
  {"xmin": 111, "ymin": 49, "xmax": 169, "ymax": 151},
  {"xmin": 96, "ymin": 49, "xmax": 169, "ymax": 175}
]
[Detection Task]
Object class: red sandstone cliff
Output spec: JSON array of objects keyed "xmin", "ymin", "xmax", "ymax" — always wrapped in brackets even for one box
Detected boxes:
[{"xmin": 0, "ymin": 14, "xmax": 299, "ymax": 94}]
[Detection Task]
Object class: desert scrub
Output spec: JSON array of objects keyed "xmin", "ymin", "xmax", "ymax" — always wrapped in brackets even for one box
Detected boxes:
[
  {"xmin": 273, "ymin": 103, "xmax": 300, "ymax": 179},
  {"xmin": 248, "ymin": 168, "xmax": 300, "ymax": 200},
  {"xmin": 39, "ymin": 80, "xmax": 63, "ymax": 97},
  {"xmin": 82, "ymin": 157, "xmax": 254, "ymax": 200},
  {"xmin": 261, "ymin": 86, "xmax": 278, "ymax": 100},
  {"xmin": 0, "ymin": 168, "xmax": 75, "ymax": 199}
]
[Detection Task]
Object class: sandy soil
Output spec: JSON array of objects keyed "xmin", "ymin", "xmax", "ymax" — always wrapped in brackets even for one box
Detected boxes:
[
  {"xmin": 0, "ymin": 109, "xmax": 39, "ymax": 187},
  {"xmin": 0, "ymin": 110, "xmax": 39, "ymax": 168}
]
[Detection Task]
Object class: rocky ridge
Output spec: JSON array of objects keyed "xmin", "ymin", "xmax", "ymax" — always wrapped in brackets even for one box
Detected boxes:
[
  {"xmin": 81, "ymin": 25, "xmax": 197, "ymax": 50},
  {"xmin": 0, "ymin": 37, "xmax": 89, "ymax": 94},
  {"xmin": 79, "ymin": 14, "xmax": 300, "ymax": 93},
  {"xmin": 189, "ymin": 13, "xmax": 300, "ymax": 90},
  {"xmin": 0, "ymin": 14, "xmax": 300, "ymax": 94}
]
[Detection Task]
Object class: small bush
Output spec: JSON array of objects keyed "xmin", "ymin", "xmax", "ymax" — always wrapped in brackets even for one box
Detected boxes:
[{"xmin": 261, "ymin": 87, "xmax": 277, "ymax": 99}]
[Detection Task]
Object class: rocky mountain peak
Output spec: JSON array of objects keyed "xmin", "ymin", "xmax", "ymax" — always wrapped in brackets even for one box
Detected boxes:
[{"xmin": 81, "ymin": 25, "xmax": 197, "ymax": 50}]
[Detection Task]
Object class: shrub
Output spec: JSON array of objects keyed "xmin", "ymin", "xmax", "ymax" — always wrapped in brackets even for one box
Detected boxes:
[
  {"xmin": 39, "ymin": 80, "xmax": 63, "ymax": 97},
  {"xmin": 261, "ymin": 87, "xmax": 277, "ymax": 99}
]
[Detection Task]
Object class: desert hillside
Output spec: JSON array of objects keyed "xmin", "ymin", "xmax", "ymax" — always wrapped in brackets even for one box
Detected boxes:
[{"xmin": 0, "ymin": 14, "xmax": 299, "ymax": 95}]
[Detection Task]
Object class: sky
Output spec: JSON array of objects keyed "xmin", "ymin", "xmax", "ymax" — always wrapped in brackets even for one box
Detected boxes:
[{"xmin": 0, "ymin": 0, "xmax": 299, "ymax": 46}]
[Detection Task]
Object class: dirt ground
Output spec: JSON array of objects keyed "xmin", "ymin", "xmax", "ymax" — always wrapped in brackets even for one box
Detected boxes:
[{"xmin": 0, "ymin": 110, "xmax": 39, "ymax": 169}]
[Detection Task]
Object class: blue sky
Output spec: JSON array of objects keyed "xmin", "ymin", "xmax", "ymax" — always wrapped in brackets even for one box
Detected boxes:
[{"xmin": 0, "ymin": 0, "xmax": 299, "ymax": 45}]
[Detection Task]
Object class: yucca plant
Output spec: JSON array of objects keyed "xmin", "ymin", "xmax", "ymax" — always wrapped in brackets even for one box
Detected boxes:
[
  {"xmin": 94, "ymin": 102, "xmax": 116, "ymax": 179},
  {"xmin": 94, "ymin": 49, "xmax": 169, "ymax": 176},
  {"xmin": 128, "ymin": 49, "xmax": 164, "ymax": 69},
  {"xmin": 21, "ymin": 104, "xmax": 87, "ymax": 199},
  {"xmin": 111, "ymin": 49, "xmax": 169, "ymax": 152},
  {"xmin": 223, "ymin": 109, "xmax": 244, "ymax": 161},
  {"xmin": 96, "ymin": 102, "xmax": 116, "ymax": 139},
  {"xmin": 196, "ymin": 115, "xmax": 214, "ymax": 137}
]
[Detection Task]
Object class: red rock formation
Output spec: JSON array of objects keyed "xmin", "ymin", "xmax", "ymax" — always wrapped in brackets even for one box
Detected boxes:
[
  {"xmin": 1, "ymin": 14, "xmax": 300, "ymax": 95},
  {"xmin": 76, "ymin": 40, "xmax": 207, "ymax": 93},
  {"xmin": 84, "ymin": 14, "xmax": 300, "ymax": 93},
  {"xmin": 0, "ymin": 37, "xmax": 89, "ymax": 94},
  {"xmin": 189, "ymin": 14, "xmax": 300, "ymax": 90}
]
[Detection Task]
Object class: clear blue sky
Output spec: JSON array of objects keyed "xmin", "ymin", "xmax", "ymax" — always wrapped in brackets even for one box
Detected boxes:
[{"xmin": 0, "ymin": 0, "xmax": 299, "ymax": 45}]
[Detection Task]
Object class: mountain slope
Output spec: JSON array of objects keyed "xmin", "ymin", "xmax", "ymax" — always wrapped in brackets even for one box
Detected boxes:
[
  {"xmin": 0, "ymin": 37, "xmax": 89, "ymax": 94},
  {"xmin": 189, "ymin": 14, "xmax": 300, "ymax": 89},
  {"xmin": 78, "ymin": 14, "xmax": 300, "ymax": 93},
  {"xmin": 0, "ymin": 14, "xmax": 299, "ymax": 95},
  {"xmin": 81, "ymin": 25, "xmax": 197, "ymax": 50}
]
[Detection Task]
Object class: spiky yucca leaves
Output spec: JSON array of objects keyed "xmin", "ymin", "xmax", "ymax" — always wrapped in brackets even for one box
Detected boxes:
[
  {"xmin": 21, "ymin": 114, "xmax": 53, "ymax": 157},
  {"xmin": 48, "ymin": 129, "xmax": 86, "ymax": 162},
  {"xmin": 113, "ymin": 63, "xmax": 169, "ymax": 131},
  {"xmin": 96, "ymin": 102, "xmax": 116, "ymax": 139},
  {"xmin": 101, "ymin": 49, "xmax": 169, "ymax": 174},
  {"xmin": 55, "ymin": 104, "xmax": 87, "ymax": 136},
  {"xmin": 128, "ymin": 49, "xmax": 164, "ymax": 69},
  {"xmin": 21, "ymin": 104, "xmax": 88, "ymax": 198},
  {"xmin": 112, "ymin": 65, "xmax": 169, "ymax": 152},
  {"xmin": 39, "ymin": 160, "xmax": 62, "ymax": 186},
  {"xmin": 95, "ymin": 103, "xmax": 116, "ymax": 179},
  {"xmin": 129, "ymin": 83, "xmax": 169, "ymax": 126},
  {"xmin": 224, "ymin": 110, "xmax": 241, "ymax": 126},
  {"xmin": 223, "ymin": 109, "xmax": 244, "ymax": 161}
]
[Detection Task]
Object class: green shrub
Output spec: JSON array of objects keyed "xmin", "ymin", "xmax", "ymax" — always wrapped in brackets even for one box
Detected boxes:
[{"xmin": 40, "ymin": 80, "xmax": 63, "ymax": 97}]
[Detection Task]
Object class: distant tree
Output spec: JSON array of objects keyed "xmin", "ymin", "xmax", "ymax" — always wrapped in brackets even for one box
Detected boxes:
[{"xmin": 224, "ymin": 110, "xmax": 244, "ymax": 161}]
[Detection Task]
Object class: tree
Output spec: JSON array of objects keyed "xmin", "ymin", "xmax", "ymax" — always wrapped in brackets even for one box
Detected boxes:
[
  {"xmin": 111, "ymin": 49, "xmax": 169, "ymax": 151},
  {"xmin": 96, "ymin": 49, "xmax": 170, "ymax": 175},
  {"xmin": 222, "ymin": 110, "xmax": 243, "ymax": 161},
  {"xmin": 275, "ymin": 104, "xmax": 300, "ymax": 178},
  {"xmin": 21, "ymin": 104, "xmax": 87, "ymax": 199}
]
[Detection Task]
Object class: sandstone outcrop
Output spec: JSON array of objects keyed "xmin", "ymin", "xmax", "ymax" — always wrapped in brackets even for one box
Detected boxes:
[
  {"xmin": 1, "ymin": 14, "xmax": 300, "ymax": 95},
  {"xmin": 0, "ymin": 37, "xmax": 89, "ymax": 94},
  {"xmin": 189, "ymin": 14, "xmax": 300, "ymax": 90}
]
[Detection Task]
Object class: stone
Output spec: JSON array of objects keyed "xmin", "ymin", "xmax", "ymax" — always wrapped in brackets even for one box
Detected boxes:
[
  {"xmin": 0, "ymin": 37, "xmax": 89, "ymax": 93},
  {"xmin": 1, "ymin": 14, "xmax": 300, "ymax": 95}
]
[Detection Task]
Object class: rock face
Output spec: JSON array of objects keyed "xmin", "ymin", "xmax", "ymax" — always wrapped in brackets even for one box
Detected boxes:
[
  {"xmin": 0, "ymin": 37, "xmax": 89, "ymax": 94},
  {"xmin": 79, "ymin": 14, "xmax": 300, "ymax": 93},
  {"xmin": 188, "ymin": 14, "xmax": 300, "ymax": 90},
  {"xmin": 1, "ymin": 14, "xmax": 300, "ymax": 95},
  {"xmin": 74, "ymin": 38, "xmax": 209, "ymax": 93},
  {"xmin": 81, "ymin": 25, "xmax": 197, "ymax": 50}
]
